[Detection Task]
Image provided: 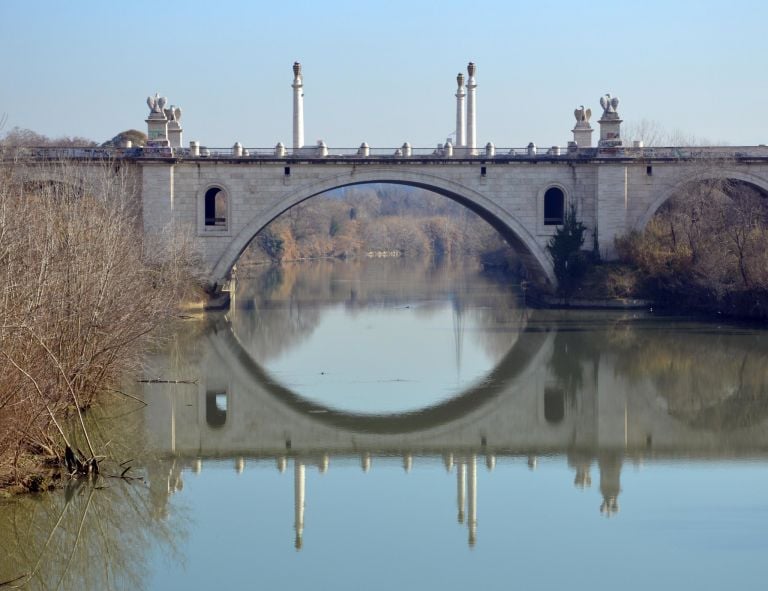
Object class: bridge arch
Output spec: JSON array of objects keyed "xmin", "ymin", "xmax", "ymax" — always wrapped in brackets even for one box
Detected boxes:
[
  {"xmin": 209, "ymin": 168, "xmax": 556, "ymax": 288},
  {"xmin": 207, "ymin": 314, "xmax": 551, "ymax": 435},
  {"xmin": 634, "ymin": 168, "xmax": 768, "ymax": 231}
]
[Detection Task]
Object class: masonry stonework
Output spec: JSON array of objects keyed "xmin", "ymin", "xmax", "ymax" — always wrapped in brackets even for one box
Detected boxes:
[{"xmin": 129, "ymin": 152, "xmax": 768, "ymax": 292}]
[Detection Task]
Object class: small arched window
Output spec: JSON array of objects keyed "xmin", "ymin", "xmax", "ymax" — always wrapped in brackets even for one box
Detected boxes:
[
  {"xmin": 204, "ymin": 187, "xmax": 228, "ymax": 228},
  {"xmin": 544, "ymin": 187, "xmax": 565, "ymax": 226},
  {"xmin": 205, "ymin": 390, "xmax": 228, "ymax": 428}
]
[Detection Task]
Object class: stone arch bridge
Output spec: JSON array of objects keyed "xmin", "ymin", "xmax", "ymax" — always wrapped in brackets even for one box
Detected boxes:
[{"xmin": 7, "ymin": 145, "xmax": 768, "ymax": 291}]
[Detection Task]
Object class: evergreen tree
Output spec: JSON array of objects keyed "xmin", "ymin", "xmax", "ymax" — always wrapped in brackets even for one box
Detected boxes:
[{"xmin": 547, "ymin": 205, "xmax": 588, "ymax": 298}]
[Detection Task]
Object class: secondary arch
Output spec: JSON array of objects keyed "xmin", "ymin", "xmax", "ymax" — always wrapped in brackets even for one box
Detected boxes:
[
  {"xmin": 209, "ymin": 168, "xmax": 556, "ymax": 289},
  {"xmin": 635, "ymin": 168, "xmax": 768, "ymax": 232}
]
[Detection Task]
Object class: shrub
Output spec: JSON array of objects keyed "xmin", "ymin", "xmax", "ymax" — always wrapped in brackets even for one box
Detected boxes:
[{"xmin": 547, "ymin": 205, "xmax": 588, "ymax": 297}]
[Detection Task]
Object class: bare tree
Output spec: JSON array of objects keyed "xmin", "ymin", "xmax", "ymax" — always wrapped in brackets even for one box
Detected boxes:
[{"xmin": 0, "ymin": 157, "xmax": 198, "ymax": 487}]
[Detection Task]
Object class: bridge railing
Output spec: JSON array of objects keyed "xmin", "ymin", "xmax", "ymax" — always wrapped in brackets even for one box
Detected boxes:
[
  {"xmin": 162, "ymin": 145, "xmax": 768, "ymax": 160},
  {"xmin": 5, "ymin": 145, "xmax": 768, "ymax": 161},
  {"xmin": 0, "ymin": 146, "xmax": 136, "ymax": 160},
  {"xmin": 175, "ymin": 146, "xmax": 591, "ymax": 159}
]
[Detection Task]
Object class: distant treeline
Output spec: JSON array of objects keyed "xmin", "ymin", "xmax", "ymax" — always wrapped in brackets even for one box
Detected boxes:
[
  {"xmin": 0, "ymin": 126, "xmax": 147, "ymax": 148},
  {"xmin": 241, "ymin": 184, "xmax": 516, "ymax": 267}
]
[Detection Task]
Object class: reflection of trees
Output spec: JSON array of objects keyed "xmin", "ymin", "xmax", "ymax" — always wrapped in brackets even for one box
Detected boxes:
[
  {"xmin": 0, "ymin": 385, "xmax": 186, "ymax": 590},
  {"xmin": 232, "ymin": 259, "xmax": 525, "ymax": 364},
  {"xmin": 0, "ymin": 477, "xmax": 181, "ymax": 591},
  {"xmin": 547, "ymin": 329, "xmax": 588, "ymax": 399},
  {"xmin": 609, "ymin": 322, "xmax": 768, "ymax": 430}
]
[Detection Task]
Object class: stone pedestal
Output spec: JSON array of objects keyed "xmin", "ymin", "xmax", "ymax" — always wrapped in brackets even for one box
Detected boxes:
[
  {"xmin": 573, "ymin": 125, "xmax": 593, "ymax": 148},
  {"xmin": 598, "ymin": 115, "xmax": 623, "ymax": 149},
  {"xmin": 167, "ymin": 120, "xmax": 182, "ymax": 148},
  {"xmin": 146, "ymin": 114, "xmax": 168, "ymax": 143}
]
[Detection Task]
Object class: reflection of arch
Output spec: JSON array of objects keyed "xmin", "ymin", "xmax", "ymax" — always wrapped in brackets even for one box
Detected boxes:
[
  {"xmin": 206, "ymin": 390, "xmax": 228, "ymax": 428},
  {"xmin": 635, "ymin": 169, "xmax": 768, "ymax": 231},
  {"xmin": 207, "ymin": 313, "xmax": 548, "ymax": 434},
  {"xmin": 210, "ymin": 169, "xmax": 556, "ymax": 287}
]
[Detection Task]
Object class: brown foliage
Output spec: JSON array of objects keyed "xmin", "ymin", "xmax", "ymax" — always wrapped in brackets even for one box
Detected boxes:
[
  {"xmin": 617, "ymin": 176, "xmax": 768, "ymax": 317},
  {"xmin": 240, "ymin": 184, "xmax": 508, "ymax": 264},
  {"xmin": 0, "ymin": 159, "xmax": 195, "ymax": 487}
]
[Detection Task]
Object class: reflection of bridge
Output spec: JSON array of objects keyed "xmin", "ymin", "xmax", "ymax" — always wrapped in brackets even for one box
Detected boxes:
[
  {"xmin": 142, "ymin": 314, "xmax": 768, "ymax": 545},
  {"xmin": 10, "ymin": 62, "xmax": 768, "ymax": 290}
]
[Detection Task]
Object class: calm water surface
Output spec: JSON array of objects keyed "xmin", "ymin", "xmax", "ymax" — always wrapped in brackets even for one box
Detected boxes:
[{"xmin": 3, "ymin": 258, "xmax": 768, "ymax": 590}]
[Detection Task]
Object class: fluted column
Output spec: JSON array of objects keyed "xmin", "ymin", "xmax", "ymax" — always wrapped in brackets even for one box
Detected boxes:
[
  {"xmin": 455, "ymin": 72, "xmax": 466, "ymax": 149},
  {"xmin": 465, "ymin": 62, "xmax": 477, "ymax": 155},
  {"xmin": 292, "ymin": 62, "xmax": 304, "ymax": 153}
]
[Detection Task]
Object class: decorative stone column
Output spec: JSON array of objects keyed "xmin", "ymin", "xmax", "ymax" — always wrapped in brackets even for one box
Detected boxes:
[
  {"xmin": 597, "ymin": 94, "xmax": 623, "ymax": 149},
  {"xmin": 572, "ymin": 105, "xmax": 593, "ymax": 148},
  {"xmin": 465, "ymin": 62, "xmax": 477, "ymax": 155},
  {"xmin": 292, "ymin": 62, "xmax": 305, "ymax": 153},
  {"xmin": 455, "ymin": 72, "xmax": 466, "ymax": 149}
]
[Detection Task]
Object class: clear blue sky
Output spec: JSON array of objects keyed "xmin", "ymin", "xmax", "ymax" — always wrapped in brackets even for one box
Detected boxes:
[{"xmin": 1, "ymin": 0, "xmax": 765, "ymax": 147}]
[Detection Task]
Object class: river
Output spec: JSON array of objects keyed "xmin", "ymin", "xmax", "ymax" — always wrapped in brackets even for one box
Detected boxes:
[{"xmin": 2, "ymin": 258, "xmax": 768, "ymax": 590}]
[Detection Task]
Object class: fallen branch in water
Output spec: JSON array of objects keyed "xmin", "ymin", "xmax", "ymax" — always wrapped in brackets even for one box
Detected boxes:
[
  {"xmin": 64, "ymin": 446, "xmax": 101, "ymax": 478},
  {"xmin": 136, "ymin": 378, "xmax": 197, "ymax": 384},
  {"xmin": 0, "ymin": 574, "xmax": 29, "ymax": 588},
  {"xmin": 104, "ymin": 387, "xmax": 147, "ymax": 406}
]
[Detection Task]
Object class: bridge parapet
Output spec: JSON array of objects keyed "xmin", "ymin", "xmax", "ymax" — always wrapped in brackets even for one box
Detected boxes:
[{"xmin": 7, "ymin": 144, "xmax": 768, "ymax": 163}]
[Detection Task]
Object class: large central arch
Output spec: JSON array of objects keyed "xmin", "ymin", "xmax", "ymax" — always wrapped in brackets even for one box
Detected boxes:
[{"xmin": 209, "ymin": 168, "xmax": 556, "ymax": 287}]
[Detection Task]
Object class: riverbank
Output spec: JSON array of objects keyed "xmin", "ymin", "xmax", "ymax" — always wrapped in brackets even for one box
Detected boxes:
[
  {"xmin": 552, "ymin": 259, "xmax": 768, "ymax": 321},
  {"xmin": 0, "ymin": 161, "xmax": 197, "ymax": 493}
]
